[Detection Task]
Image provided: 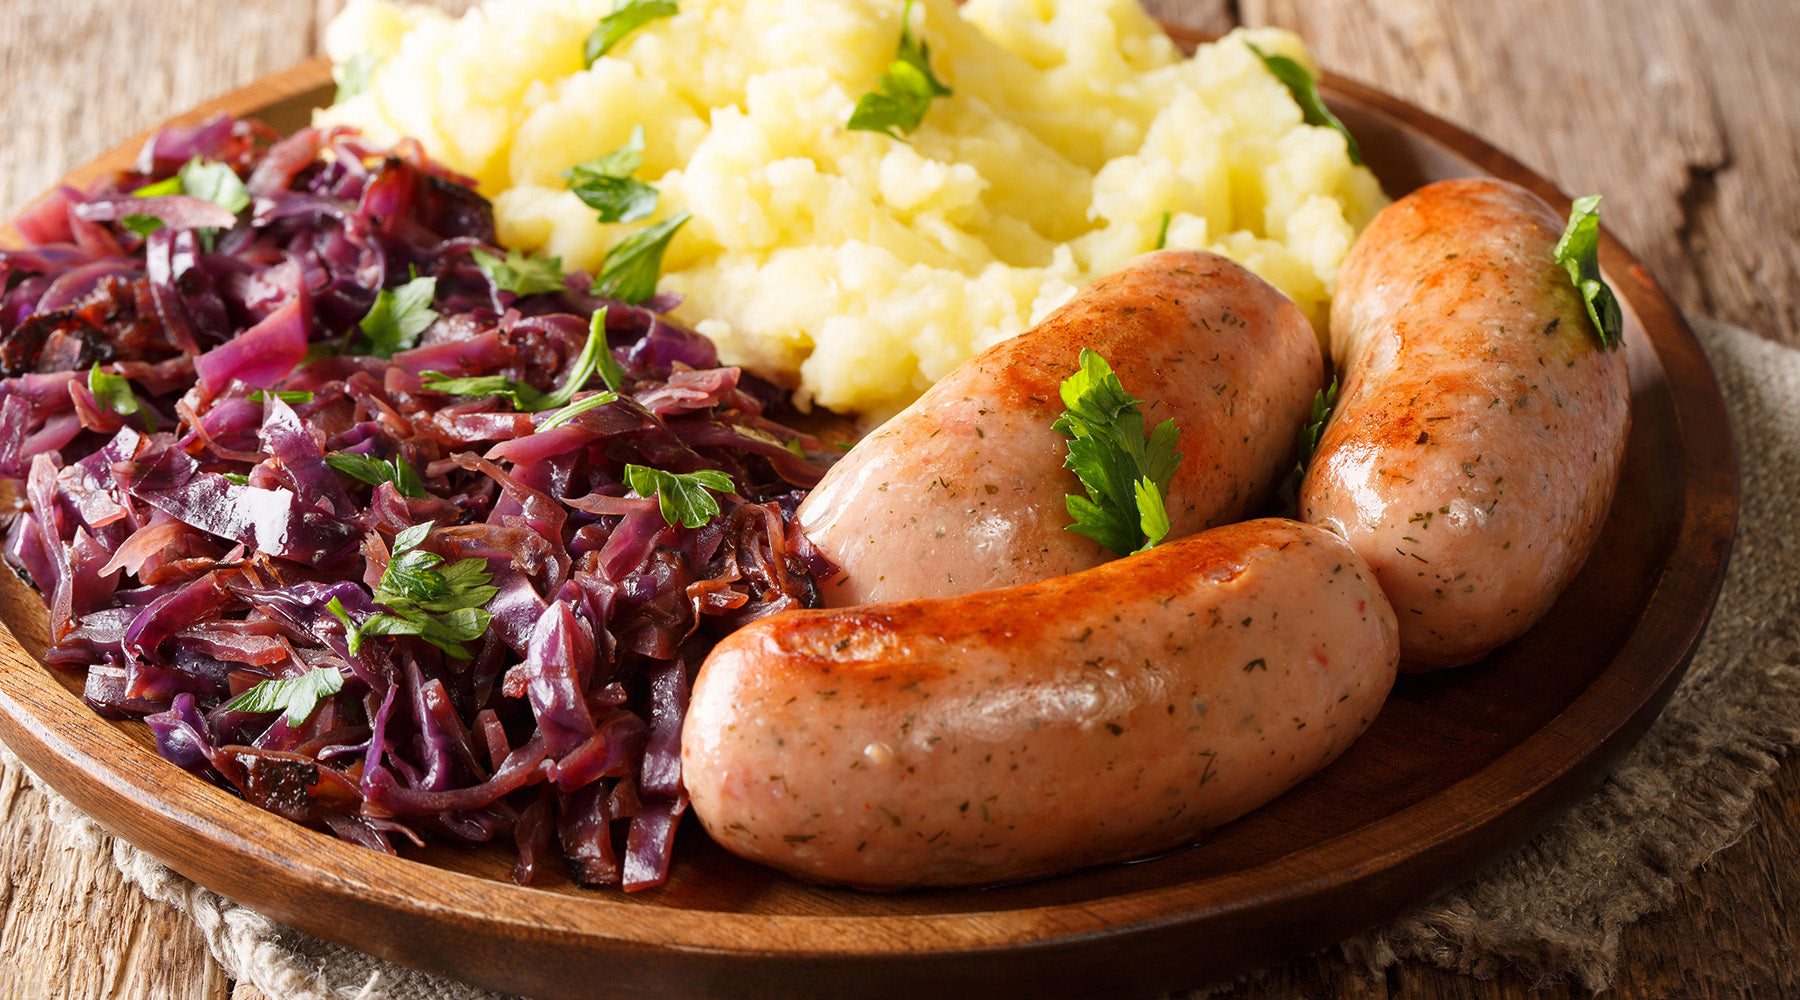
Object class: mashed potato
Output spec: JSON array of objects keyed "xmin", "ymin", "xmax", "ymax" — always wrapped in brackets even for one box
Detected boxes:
[{"xmin": 322, "ymin": 0, "xmax": 1386, "ymax": 418}]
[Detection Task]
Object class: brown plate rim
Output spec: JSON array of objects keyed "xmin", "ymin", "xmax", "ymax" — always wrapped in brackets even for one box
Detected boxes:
[{"xmin": 0, "ymin": 40, "xmax": 1740, "ymax": 999}]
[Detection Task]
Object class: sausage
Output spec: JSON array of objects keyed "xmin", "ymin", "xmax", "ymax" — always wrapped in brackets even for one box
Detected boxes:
[
  {"xmin": 1300, "ymin": 178, "xmax": 1631, "ymax": 669},
  {"xmin": 797, "ymin": 249, "xmax": 1323, "ymax": 606},
  {"xmin": 680, "ymin": 518, "xmax": 1399, "ymax": 889}
]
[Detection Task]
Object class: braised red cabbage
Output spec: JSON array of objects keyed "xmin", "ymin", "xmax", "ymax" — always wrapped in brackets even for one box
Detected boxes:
[{"xmin": 0, "ymin": 115, "xmax": 838, "ymax": 890}]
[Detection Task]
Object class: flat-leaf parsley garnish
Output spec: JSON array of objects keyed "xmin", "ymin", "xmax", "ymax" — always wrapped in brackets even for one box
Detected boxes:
[
  {"xmin": 590, "ymin": 213, "xmax": 689, "ymax": 304},
  {"xmin": 88, "ymin": 364, "xmax": 156, "ymax": 429},
  {"xmin": 122, "ymin": 156, "xmax": 251, "ymax": 237},
  {"xmin": 1055, "ymin": 349, "xmax": 1183, "ymax": 557},
  {"xmin": 623, "ymin": 464, "xmax": 736, "ymax": 529},
  {"xmin": 471, "ymin": 247, "xmax": 567, "ymax": 297},
  {"xmin": 1245, "ymin": 41, "xmax": 1361, "ymax": 166},
  {"xmin": 1551, "ymin": 195, "xmax": 1624, "ymax": 350},
  {"xmin": 1288, "ymin": 377, "xmax": 1339, "ymax": 495},
  {"xmin": 130, "ymin": 175, "xmax": 182, "ymax": 198},
  {"xmin": 334, "ymin": 51, "xmax": 382, "ymax": 104},
  {"xmin": 352, "ymin": 272, "xmax": 438, "ymax": 357},
  {"xmin": 122, "ymin": 174, "xmax": 180, "ymax": 235},
  {"xmin": 584, "ymin": 0, "xmax": 678, "ymax": 67},
  {"xmin": 327, "ymin": 523, "xmax": 498, "ymax": 660},
  {"xmin": 563, "ymin": 125, "xmax": 659, "ymax": 224},
  {"xmin": 847, "ymin": 0, "xmax": 952, "ymax": 140},
  {"xmin": 223, "ymin": 666, "xmax": 346, "ymax": 727},
  {"xmin": 537, "ymin": 390, "xmax": 621, "ymax": 430},
  {"xmin": 176, "ymin": 157, "xmax": 252, "ymax": 215},
  {"xmin": 423, "ymin": 309, "xmax": 613, "ymax": 411},
  {"xmin": 325, "ymin": 451, "xmax": 428, "ymax": 498},
  {"xmin": 247, "ymin": 389, "xmax": 314, "ymax": 404}
]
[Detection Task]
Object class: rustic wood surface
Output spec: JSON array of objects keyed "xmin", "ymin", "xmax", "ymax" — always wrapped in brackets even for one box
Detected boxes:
[{"xmin": 0, "ymin": 1, "xmax": 1793, "ymax": 998}]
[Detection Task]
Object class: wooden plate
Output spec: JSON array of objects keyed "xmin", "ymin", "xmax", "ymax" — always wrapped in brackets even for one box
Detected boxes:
[{"xmin": 0, "ymin": 35, "xmax": 1738, "ymax": 1000}]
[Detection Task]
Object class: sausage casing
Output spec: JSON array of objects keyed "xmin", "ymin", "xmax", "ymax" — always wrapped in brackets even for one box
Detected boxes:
[
  {"xmin": 1300, "ymin": 178, "xmax": 1631, "ymax": 668},
  {"xmin": 798, "ymin": 249, "xmax": 1323, "ymax": 606},
  {"xmin": 680, "ymin": 518, "xmax": 1398, "ymax": 889}
]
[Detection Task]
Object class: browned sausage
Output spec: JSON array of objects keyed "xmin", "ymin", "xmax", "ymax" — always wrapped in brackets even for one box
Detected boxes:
[
  {"xmin": 1300, "ymin": 178, "xmax": 1631, "ymax": 668},
  {"xmin": 798, "ymin": 249, "xmax": 1323, "ymax": 605},
  {"xmin": 681, "ymin": 518, "xmax": 1398, "ymax": 889}
]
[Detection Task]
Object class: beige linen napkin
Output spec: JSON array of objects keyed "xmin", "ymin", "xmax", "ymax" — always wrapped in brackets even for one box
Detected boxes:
[{"xmin": 6, "ymin": 316, "xmax": 1795, "ymax": 998}]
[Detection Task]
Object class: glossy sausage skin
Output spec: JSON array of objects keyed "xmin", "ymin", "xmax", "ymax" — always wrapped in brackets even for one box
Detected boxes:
[
  {"xmin": 798, "ymin": 249, "xmax": 1323, "ymax": 606},
  {"xmin": 681, "ymin": 518, "xmax": 1399, "ymax": 889},
  {"xmin": 1300, "ymin": 179, "xmax": 1631, "ymax": 669}
]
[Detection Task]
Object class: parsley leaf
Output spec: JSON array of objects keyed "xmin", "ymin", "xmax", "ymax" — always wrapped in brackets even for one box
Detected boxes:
[
  {"xmin": 1134, "ymin": 476, "xmax": 1172, "ymax": 549},
  {"xmin": 584, "ymin": 0, "xmax": 678, "ymax": 67},
  {"xmin": 538, "ymin": 309, "xmax": 610, "ymax": 410},
  {"xmin": 567, "ymin": 127, "xmax": 646, "ymax": 181},
  {"xmin": 123, "ymin": 175, "xmax": 180, "ymax": 236},
  {"xmin": 1055, "ymin": 349, "xmax": 1183, "ymax": 557},
  {"xmin": 356, "ymin": 606, "xmax": 495, "ymax": 655},
  {"xmin": 564, "ymin": 126, "xmax": 659, "ymax": 224},
  {"xmin": 392, "ymin": 458, "xmax": 430, "ymax": 500},
  {"xmin": 325, "ymin": 451, "xmax": 428, "ymax": 498},
  {"xmin": 1286, "ymin": 377, "xmax": 1339, "ymax": 497},
  {"xmin": 334, "ymin": 51, "xmax": 381, "ymax": 104},
  {"xmin": 591, "ymin": 213, "xmax": 689, "ymax": 304},
  {"xmin": 1298, "ymin": 378, "xmax": 1339, "ymax": 464},
  {"xmin": 330, "ymin": 525, "xmax": 498, "ymax": 660},
  {"xmin": 623, "ymin": 464, "xmax": 735, "ymax": 529},
  {"xmin": 594, "ymin": 330, "xmax": 626, "ymax": 392},
  {"xmin": 88, "ymin": 364, "xmax": 156, "ymax": 430},
  {"xmin": 121, "ymin": 158, "xmax": 251, "ymax": 246},
  {"xmin": 223, "ymin": 666, "xmax": 345, "ymax": 727},
  {"xmin": 352, "ymin": 273, "xmax": 438, "ymax": 357},
  {"xmin": 120, "ymin": 215, "xmax": 164, "ymax": 237},
  {"xmin": 130, "ymin": 176, "xmax": 182, "ymax": 198},
  {"xmin": 471, "ymin": 247, "xmax": 568, "ymax": 297},
  {"xmin": 1552, "ymin": 195, "xmax": 1624, "ymax": 351},
  {"xmin": 422, "ymin": 309, "xmax": 615, "ymax": 411},
  {"xmin": 538, "ymin": 390, "xmax": 622, "ymax": 430},
  {"xmin": 847, "ymin": 0, "xmax": 952, "ymax": 140},
  {"xmin": 1245, "ymin": 41, "xmax": 1361, "ymax": 166},
  {"xmin": 178, "ymin": 157, "xmax": 252, "ymax": 216},
  {"xmin": 247, "ymin": 389, "xmax": 314, "ymax": 404},
  {"xmin": 417, "ymin": 371, "xmax": 538, "ymax": 409}
]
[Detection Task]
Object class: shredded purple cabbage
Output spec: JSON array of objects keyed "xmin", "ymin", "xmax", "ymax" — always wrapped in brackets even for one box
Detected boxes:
[{"xmin": 0, "ymin": 115, "xmax": 840, "ymax": 891}]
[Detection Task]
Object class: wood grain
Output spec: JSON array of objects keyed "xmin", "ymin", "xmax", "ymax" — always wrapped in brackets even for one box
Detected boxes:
[
  {"xmin": 0, "ymin": 752, "xmax": 227, "ymax": 1000},
  {"xmin": 0, "ymin": 1, "xmax": 1791, "ymax": 998}
]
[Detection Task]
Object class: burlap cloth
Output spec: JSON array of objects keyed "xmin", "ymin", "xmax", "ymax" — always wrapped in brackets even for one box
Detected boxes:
[{"xmin": 4, "ymin": 316, "xmax": 1795, "ymax": 999}]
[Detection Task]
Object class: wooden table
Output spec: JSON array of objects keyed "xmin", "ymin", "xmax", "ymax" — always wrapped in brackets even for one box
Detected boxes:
[{"xmin": 0, "ymin": 1, "xmax": 1794, "ymax": 997}]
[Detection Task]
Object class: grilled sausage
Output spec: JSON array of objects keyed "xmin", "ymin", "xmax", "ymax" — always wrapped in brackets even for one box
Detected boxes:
[
  {"xmin": 681, "ymin": 518, "xmax": 1398, "ymax": 889},
  {"xmin": 1300, "ymin": 178, "xmax": 1631, "ymax": 669},
  {"xmin": 797, "ymin": 249, "xmax": 1323, "ymax": 606}
]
